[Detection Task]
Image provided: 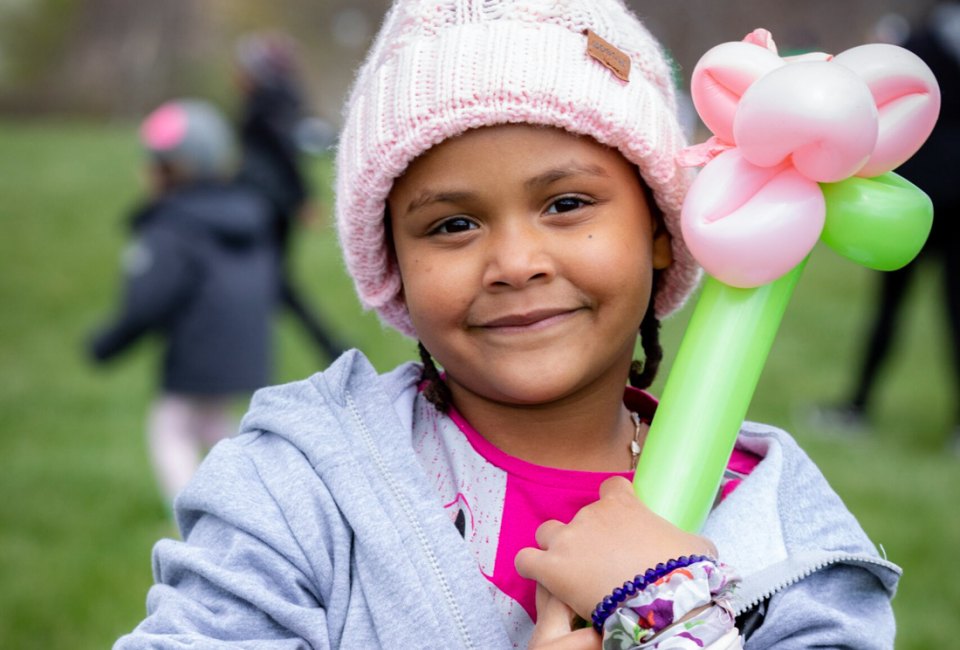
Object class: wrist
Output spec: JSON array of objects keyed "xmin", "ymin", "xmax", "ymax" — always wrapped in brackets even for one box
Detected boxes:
[
  {"xmin": 590, "ymin": 555, "xmax": 717, "ymax": 632},
  {"xmin": 592, "ymin": 557, "xmax": 741, "ymax": 648}
]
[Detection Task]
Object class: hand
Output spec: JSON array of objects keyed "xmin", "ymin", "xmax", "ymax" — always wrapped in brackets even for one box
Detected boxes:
[
  {"xmin": 515, "ymin": 476, "xmax": 717, "ymax": 619},
  {"xmin": 527, "ymin": 585, "xmax": 601, "ymax": 650}
]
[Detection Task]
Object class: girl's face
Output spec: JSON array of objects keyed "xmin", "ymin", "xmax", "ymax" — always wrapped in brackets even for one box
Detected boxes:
[{"xmin": 389, "ymin": 124, "xmax": 672, "ymax": 411}]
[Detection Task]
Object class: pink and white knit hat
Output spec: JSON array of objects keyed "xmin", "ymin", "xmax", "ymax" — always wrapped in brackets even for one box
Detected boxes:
[{"xmin": 335, "ymin": 0, "xmax": 700, "ymax": 337}]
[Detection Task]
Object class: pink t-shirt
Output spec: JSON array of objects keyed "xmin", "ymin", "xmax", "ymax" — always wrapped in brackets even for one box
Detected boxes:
[{"xmin": 410, "ymin": 387, "xmax": 759, "ymax": 647}]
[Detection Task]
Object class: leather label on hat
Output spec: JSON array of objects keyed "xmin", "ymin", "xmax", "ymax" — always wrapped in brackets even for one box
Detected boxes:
[{"xmin": 586, "ymin": 29, "xmax": 630, "ymax": 82}]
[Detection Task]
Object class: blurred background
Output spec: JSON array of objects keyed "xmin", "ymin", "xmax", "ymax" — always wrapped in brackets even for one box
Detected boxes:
[
  {"xmin": 1, "ymin": 1, "xmax": 957, "ymax": 648},
  {"xmin": 0, "ymin": 0, "xmax": 949, "ymax": 121}
]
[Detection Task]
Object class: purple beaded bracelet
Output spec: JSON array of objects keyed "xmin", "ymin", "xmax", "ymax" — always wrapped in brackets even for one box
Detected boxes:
[{"xmin": 590, "ymin": 554, "xmax": 715, "ymax": 633}]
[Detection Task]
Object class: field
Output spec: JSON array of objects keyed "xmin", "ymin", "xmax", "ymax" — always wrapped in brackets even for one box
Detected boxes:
[{"xmin": 1, "ymin": 120, "xmax": 957, "ymax": 648}]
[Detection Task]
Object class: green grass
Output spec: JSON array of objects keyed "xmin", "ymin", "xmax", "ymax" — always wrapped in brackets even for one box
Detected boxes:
[{"xmin": 1, "ymin": 119, "xmax": 957, "ymax": 648}]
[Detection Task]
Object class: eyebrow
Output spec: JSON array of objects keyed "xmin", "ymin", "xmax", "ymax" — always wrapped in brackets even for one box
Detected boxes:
[
  {"xmin": 406, "ymin": 190, "xmax": 474, "ymax": 215},
  {"xmin": 403, "ymin": 162, "xmax": 611, "ymax": 214},
  {"xmin": 524, "ymin": 162, "xmax": 610, "ymax": 190}
]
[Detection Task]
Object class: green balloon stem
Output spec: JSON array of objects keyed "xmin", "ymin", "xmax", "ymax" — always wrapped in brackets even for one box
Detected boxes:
[
  {"xmin": 634, "ymin": 261, "xmax": 806, "ymax": 532},
  {"xmin": 633, "ymin": 174, "xmax": 931, "ymax": 532}
]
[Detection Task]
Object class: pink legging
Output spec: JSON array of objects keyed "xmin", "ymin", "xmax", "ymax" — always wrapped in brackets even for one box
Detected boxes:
[{"xmin": 147, "ymin": 394, "xmax": 236, "ymax": 504}]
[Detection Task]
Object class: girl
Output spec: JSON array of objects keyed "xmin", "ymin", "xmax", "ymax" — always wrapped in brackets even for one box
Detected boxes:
[
  {"xmin": 90, "ymin": 99, "xmax": 277, "ymax": 509},
  {"xmin": 116, "ymin": 1, "xmax": 900, "ymax": 648}
]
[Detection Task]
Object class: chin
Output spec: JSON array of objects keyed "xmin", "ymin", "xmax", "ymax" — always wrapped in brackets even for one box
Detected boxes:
[{"xmin": 459, "ymin": 369, "xmax": 596, "ymax": 407}]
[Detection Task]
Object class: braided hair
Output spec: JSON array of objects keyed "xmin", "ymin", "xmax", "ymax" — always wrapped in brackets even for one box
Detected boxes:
[
  {"xmin": 628, "ymin": 305, "xmax": 662, "ymax": 390},
  {"xmin": 419, "ymin": 341, "xmax": 454, "ymax": 412}
]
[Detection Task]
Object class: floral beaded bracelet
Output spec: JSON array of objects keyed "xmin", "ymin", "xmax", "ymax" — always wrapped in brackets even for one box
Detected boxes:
[
  {"xmin": 601, "ymin": 560, "xmax": 740, "ymax": 648},
  {"xmin": 590, "ymin": 555, "xmax": 715, "ymax": 632}
]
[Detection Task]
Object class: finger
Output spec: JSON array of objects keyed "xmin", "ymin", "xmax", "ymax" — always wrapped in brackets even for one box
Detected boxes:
[
  {"xmin": 515, "ymin": 546, "xmax": 542, "ymax": 579},
  {"xmin": 530, "ymin": 586, "xmax": 601, "ymax": 650},
  {"xmin": 530, "ymin": 627, "xmax": 601, "ymax": 650},
  {"xmin": 535, "ymin": 518, "xmax": 564, "ymax": 548},
  {"xmin": 598, "ymin": 475, "xmax": 634, "ymax": 499},
  {"xmin": 534, "ymin": 584, "xmax": 571, "ymax": 636},
  {"xmin": 553, "ymin": 628, "xmax": 602, "ymax": 650}
]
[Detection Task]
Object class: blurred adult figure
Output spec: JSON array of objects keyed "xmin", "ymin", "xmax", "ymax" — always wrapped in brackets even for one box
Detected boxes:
[
  {"xmin": 817, "ymin": 5, "xmax": 960, "ymax": 454},
  {"xmin": 88, "ymin": 99, "xmax": 278, "ymax": 508},
  {"xmin": 235, "ymin": 32, "xmax": 345, "ymax": 363}
]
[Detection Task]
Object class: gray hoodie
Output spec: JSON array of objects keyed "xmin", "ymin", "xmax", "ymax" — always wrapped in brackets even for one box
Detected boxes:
[{"xmin": 116, "ymin": 350, "xmax": 900, "ymax": 649}]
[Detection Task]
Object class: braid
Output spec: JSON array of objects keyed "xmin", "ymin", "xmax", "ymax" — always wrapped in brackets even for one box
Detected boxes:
[
  {"xmin": 629, "ymin": 311, "xmax": 663, "ymax": 390},
  {"xmin": 629, "ymin": 272, "xmax": 664, "ymax": 390},
  {"xmin": 418, "ymin": 341, "xmax": 452, "ymax": 412}
]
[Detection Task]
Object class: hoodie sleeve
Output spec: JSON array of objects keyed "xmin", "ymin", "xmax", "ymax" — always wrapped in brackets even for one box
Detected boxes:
[
  {"xmin": 703, "ymin": 424, "xmax": 901, "ymax": 649},
  {"xmin": 743, "ymin": 563, "xmax": 896, "ymax": 649},
  {"xmin": 114, "ymin": 434, "xmax": 336, "ymax": 649},
  {"xmin": 89, "ymin": 227, "xmax": 196, "ymax": 362}
]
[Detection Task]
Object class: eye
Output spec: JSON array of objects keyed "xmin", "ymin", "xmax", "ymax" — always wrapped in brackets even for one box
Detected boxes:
[
  {"xmin": 546, "ymin": 195, "xmax": 593, "ymax": 214},
  {"xmin": 429, "ymin": 216, "xmax": 478, "ymax": 235}
]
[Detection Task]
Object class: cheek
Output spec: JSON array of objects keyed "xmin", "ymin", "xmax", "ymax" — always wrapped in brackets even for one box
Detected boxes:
[
  {"xmin": 580, "ymin": 228, "xmax": 655, "ymax": 324},
  {"xmin": 582, "ymin": 226, "xmax": 653, "ymax": 284},
  {"xmin": 398, "ymin": 251, "xmax": 472, "ymax": 329},
  {"xmin": 399, "ymin": 253, "xmax": 433, "ymax": 279},
  {"xmin": 398, "ymin": 256, "xmax": 433, "ymax": 313}
]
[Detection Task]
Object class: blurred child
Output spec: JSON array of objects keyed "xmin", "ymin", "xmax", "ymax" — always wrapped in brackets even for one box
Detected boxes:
[
  {"xmin": 235, "ymin": 32, "xmax": 345, "ymax": 363},
  {"xmin": 89, "ymin": 99, "xmax": 277, "ymax": 508},
  {"xmin": 116, "ymin": 2, "xmax": 899, "ymax": 648}
]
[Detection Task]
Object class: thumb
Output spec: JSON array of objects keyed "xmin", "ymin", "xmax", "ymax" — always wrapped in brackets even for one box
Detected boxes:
[{"xmin": 528, "ymin": 585, "xmax": 600, "ymax": 650}]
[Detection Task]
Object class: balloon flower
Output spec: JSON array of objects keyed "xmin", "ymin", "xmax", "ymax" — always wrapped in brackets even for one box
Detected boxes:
[{"xmin": 633, "ymin": 29, "xmax": 939, "ymax": 532}]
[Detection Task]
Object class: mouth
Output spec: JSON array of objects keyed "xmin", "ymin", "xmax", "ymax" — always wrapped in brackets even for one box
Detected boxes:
[{"xmin": 477, "ymin": 308, "xmax": 582, "ymax": 331}]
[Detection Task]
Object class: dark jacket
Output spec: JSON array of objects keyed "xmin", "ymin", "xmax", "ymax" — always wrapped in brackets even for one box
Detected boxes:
[
  {"xmin": 90, "ymin": 182, "xmax": 278, "ymax": 395},
  {"xmin": 237, "ymin": 83, "xmax": 308, "ymax": 248},
  {"xmin": 898, "ymin": 15, "xmax": 960, "ymax": 251}
]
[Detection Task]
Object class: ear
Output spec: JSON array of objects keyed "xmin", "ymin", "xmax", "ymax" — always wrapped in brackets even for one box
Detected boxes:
[{"xmin": 652, "ymin": 220, "xmax": 673, "ymax": 271}]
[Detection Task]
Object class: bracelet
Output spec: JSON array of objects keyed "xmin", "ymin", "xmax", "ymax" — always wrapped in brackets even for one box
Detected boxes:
[
  {"xmin": 606, "ymin": 604, "xmax": 738, "ymax": 649},
  {"xmin": 590, "ymin": 555, "xmax": 714, "ymax": 632},
  {"xmin": 602, "ymin": 561, "xmax": 740, "ymax": 648}
]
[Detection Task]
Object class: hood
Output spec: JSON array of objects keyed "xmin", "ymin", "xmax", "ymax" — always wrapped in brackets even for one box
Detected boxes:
[
  {"xmin": 172, "ymin": 350, "xmax": 513, "ymax": 649},
  {"xmin": 238, "ymin": 351, "xmax": 421, "ymax": 455},
  {"xmin": 161, "ymin": 182, "xmax": 271, "ymax": 247}
]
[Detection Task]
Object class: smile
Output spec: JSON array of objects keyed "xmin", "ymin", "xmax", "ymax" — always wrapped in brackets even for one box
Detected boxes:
[{"xmin": 476, "ymin": 308, "xmax": 582, "ymax": 332}]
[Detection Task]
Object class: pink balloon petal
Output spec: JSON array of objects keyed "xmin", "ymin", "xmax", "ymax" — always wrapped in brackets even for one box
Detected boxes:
[
  {"xmin": 681, "ymin": 150, "xmax": 825, "ymax": 288},
  {"xmin": 833, "ymin": 44, "xmax": 941, "ymax": 177},
  {"xmin": 734, "ymin": 61, "xmax": 879, "ymax": 182},
  {"xmin": 691, "ymin": 41, "xmax": 784, "ymax": 144}
]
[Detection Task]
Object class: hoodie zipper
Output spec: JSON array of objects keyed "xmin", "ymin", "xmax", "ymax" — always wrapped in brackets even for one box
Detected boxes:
[
  {"xmin": 347, "ymin": 395, "xmax": 476, "ymax": 649},
  {"xmin": 734, "ymin": 552, "xmax": 901, "ymax": 616}
]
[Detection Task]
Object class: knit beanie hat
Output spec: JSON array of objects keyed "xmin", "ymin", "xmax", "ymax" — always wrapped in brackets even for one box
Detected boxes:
[
  {"xmin": 140, "ymin": 99, "xmax": 237, "ymax": 182},
  {"xmin": 336, "ymin": 0, "xmax": 700, "ymax": 337},
  {"xmin": 235, "ymin": 32, "xmax": 300, "ymax": 91}
]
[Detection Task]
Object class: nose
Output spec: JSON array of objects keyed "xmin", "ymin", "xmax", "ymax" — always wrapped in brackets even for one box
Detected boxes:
[{"xmin": 481, "ymin": 220, "xmax": 556, "ymax": 289}]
